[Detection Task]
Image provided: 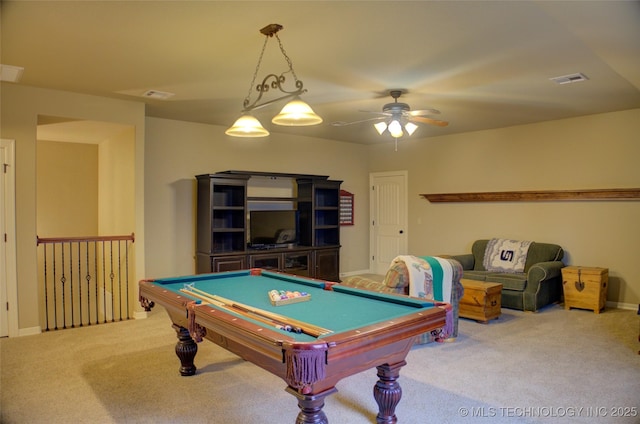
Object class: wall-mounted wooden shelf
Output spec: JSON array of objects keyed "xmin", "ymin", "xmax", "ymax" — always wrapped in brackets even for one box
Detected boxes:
[{"xmin": 420, "ymin": 188, "xmax": 640, "ymax": 203}]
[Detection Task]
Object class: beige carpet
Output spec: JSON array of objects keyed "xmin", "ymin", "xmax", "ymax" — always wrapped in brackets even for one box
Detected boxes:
[{"xmin": 1, "ymin": 303, "xmax": 638, "ymax": 423}]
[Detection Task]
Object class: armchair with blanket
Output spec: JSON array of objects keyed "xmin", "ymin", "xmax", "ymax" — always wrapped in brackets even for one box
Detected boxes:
[
  {"xmin": 446, "ymin": 239, "xmax": 565, "ymax": 312},
  {"xmin": 340, "ymin": 256, "xmax": 463, "ymax": 344}
]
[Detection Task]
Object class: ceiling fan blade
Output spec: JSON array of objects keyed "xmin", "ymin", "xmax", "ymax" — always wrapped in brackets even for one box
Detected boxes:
[
  {"xmin": 358, "ymin": 110, "xmax": 392, "ymax": 116},
  {"xmin": 411, "ymin": 116, "xmax": 449, "ymax": 127},
  {"xmin": 408, "ymin": 108, "xmax": 441, "ymax": 116},
  {"xmin": 331, "ymin": 116, "xmax": 384, "ymax": 127}
]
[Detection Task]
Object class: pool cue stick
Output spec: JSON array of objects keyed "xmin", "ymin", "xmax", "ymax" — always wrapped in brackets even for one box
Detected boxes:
[
  {"xmin": 179, "ymin": 288, "xmax": 296, "ymax": 333},
  {"xmin": 207, "ymin": 292, "xmax": 333, "ymax": 337},
  {"xmin": 183, "ymin": 288, "xmax": 317, "ymax": 336},
  {"xmin": 183, "ymin": 287, "xmax": 329, "ymax": 337}
]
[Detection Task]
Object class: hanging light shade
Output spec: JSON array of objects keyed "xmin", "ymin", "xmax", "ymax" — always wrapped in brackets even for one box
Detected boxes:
[
  {"xmin": 388, "ymin": 120, "xmax": 403, "ymax": 138},
  {"xmin": 226, "ymin": 24, "xmax": 322, "ymax": 137},
  {"xmin": 225, "ymin": 114, "xmax": 270, "ymax": 137},
  {"xmin": 373, "ymin": 121, "xmax": 388, "ymax": 135},
  {"xmin": 404, "ymin": 122, "xmax": 418, "ymax": 136},
  {"xmin": 272, "ymin": 98, "xmax": 323, "ymax": 126}
]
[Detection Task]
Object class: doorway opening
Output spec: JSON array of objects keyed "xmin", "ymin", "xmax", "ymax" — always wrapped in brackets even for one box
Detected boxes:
[{"xmin": 35, "ymin": 116, "xmax": 136, "ymax": 330}]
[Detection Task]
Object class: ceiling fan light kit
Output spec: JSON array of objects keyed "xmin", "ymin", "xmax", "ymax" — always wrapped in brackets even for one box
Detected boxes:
[
  {"xmin": 332, "ymin": 89, "xmax": 448, "ymax": 148},
  {"xmin": 225, "ymin": 24, "xmax": 322, "ymax": 138},
  {"xmin": 369, "ymin": 90, "xmax": 447, "ymax": 140}
]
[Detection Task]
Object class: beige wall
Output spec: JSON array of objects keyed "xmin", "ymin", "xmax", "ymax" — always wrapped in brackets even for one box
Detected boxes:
[
  {"xmin": 98, "ymin": 127, "xmax": 136, "ymax": 236},
  {"xmin": 369, "ymin": 109, "xmax": 640, "ymax": 307},
  {"xmin": 36, "ymin": 141, "xmax": 99, "ymax": 237},
  {"xmin": 1, "ymin": 83, "xmax": 146, "ymax": 332},
  {"xmin": 2, "ymin": 80, "xmax": 638, "ymax": 334},
  {"xmin": 143, "ymin": 117, "xmax": 370, "ymax": 279}
]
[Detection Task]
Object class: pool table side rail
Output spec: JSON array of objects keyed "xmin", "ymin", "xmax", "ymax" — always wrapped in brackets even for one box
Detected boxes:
[
  {"xmin": 330, "ymin": 284, "xmax": 436, "ymax": 307},
  {"xmin": 319, "ymin": 305, "xmax": 446, "ymax": 348},
  {"xmin": 149, "ymin": 268, "xmax": 328, "ymax": 290}
]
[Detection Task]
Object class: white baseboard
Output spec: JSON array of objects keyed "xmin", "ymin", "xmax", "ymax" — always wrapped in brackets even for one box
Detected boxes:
[
  {"xmin": 133, "ymin": 311, "xmax": 149, "ymax": 320},
  {"xmin": 605, "ymin": 301, "xmax": 639, "ymax": 311},
  {"xmin": 18, "ymin": 326, "xmax": 42, "ymax": 337}
]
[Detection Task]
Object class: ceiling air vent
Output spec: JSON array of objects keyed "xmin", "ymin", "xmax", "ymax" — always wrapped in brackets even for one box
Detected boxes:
[
  {"xmin": 0, "ymin": 64, "xmax": 24, "ymax": 82},
  {"xmin": 141, "ymin": 90, "xmax": 175, "ymax": 100},
  {"xmin": 550, "ymin": 73, "xmax": 589, "ymax": 85}
]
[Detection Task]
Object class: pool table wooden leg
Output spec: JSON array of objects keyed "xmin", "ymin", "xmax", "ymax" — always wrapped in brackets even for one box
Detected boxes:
[
  {"xmin": 374, "ymin": 361, "xmax": 406, "ymax": 424},
  {"xmin": 286, "ymin": 386, "xmax": 337, "ymax": 424},
  {"xmin": 172, "ymin": 324, "xmax": 197, "ymax": 376}
]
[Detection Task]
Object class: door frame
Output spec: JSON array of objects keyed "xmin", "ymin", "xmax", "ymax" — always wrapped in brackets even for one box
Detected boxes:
[{"xmin": 1, "ymin": 139, "xmax": 18, "ymax": 337}]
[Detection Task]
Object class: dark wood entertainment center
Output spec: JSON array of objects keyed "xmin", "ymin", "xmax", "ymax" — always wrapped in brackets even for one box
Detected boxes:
[{"xmin": 196, "ymin": 170, "xmax": 342, "ymax": 281}]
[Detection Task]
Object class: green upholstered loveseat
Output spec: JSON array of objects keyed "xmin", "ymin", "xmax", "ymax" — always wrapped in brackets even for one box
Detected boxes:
[
  {"xmin": 340, "ymin": 256, "xmax": 463, "ymax": 344},
  {"xmin": 447, "ymin": 239, "xmax": 564, "ymax": 312}
]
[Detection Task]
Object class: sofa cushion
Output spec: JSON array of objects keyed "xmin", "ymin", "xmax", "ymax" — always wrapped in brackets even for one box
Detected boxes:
[
  {"xmin": 523, "ymin": 242, "xmax": 564, "ymax": 272},
  {"xmin": 484, "ymin": 273, "xmax": 527, "ymax": 291},
  {"xmin": 471, "ymin": 240, "xmax": 490, "ymax": 271},
  {"xmin": 462, "ymin": 270, "xmax": 527, "ymax": 291}
]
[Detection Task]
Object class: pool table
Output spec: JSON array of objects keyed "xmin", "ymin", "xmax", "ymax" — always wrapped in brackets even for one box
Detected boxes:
[{"xmin": 139, "ymin": 269, "xmax": 446, "ymax": 423}]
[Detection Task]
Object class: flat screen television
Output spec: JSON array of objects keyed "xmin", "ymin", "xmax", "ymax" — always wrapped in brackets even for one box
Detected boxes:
[{"xmin": 249, "ymin": 210, "xmax": 298, "ymax": 248}]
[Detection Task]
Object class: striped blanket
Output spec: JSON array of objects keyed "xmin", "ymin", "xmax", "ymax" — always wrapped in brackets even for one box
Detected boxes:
[{"xmin": 391, "ymin": 255, "xmax": 454, "ymax": 340}]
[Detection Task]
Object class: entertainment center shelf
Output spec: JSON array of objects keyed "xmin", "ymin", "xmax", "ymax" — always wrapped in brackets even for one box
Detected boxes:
[
  {"xmin": 196, "ymin": 171, "xmax": 342, "ymax": 281},
  {"xmin": 247, "ymin": 197, "xmax": 297, "ymax": 202}
]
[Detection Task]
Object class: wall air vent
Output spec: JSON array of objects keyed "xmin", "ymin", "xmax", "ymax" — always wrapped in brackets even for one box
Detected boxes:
[
  {"xmin": 550, "ymin": 73, "xmax": 589, "ymax": 85},
  {"xmin": 141, "ymin": 90, "xmax": 175, "ymax": 100}
]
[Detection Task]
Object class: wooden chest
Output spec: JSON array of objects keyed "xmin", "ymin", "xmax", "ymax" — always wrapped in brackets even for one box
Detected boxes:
[
  {"xmin": 562, "ymin": 266, "xmax": 608, "ymax": 313},
  {"xmin": 459, "ymin": 279, "xmax": 502, "ymax": 323}
]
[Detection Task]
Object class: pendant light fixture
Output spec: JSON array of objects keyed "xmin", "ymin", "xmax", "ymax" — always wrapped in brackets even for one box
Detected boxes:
[{"xmin": 225, "ymin": 24, "xmax": 322, "ymax": 137}]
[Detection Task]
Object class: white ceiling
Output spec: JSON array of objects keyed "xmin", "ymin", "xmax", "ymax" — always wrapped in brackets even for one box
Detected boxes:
[{"xmin": 3, "ymin": 1, "xmax": 640, "ymax": 145}]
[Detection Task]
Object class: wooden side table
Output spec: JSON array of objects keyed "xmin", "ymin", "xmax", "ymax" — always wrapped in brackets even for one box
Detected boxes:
[{"xmin": 562, "ymin": 266, "xmax": 608, "ymax": 313}]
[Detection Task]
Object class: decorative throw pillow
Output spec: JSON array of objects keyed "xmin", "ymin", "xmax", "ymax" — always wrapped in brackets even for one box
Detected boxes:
[
  {"xmin": 383, "ymin": 261, "xmax": 410, "ymax": 290},
  {"xmin": 483, "ymin": 238, "xmax": 532, "ymax": 273}
]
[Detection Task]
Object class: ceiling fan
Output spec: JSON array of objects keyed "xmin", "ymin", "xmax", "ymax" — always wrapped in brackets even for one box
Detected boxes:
[{"xmin": 331, "ymin": 89, "xmax": 448, "ymax": 138}]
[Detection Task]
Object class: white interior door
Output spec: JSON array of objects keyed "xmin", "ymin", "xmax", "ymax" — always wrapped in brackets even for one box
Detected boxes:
[
  {"xmin": 1, "ymin": 139, "xmax": 18, "ymax": 337},
  {"xmin": 369, "ymin": 171, "xmax": 408, "ymax": 275}
]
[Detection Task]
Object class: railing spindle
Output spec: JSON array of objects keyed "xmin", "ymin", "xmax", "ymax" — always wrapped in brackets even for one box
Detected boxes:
[
  {"xmin": 43, "ymin": 244, "xmax": 50, "ymax": 331},
  {"xmin": 53, "ymin": 243, "xmax": 58, "ymax": 330}
]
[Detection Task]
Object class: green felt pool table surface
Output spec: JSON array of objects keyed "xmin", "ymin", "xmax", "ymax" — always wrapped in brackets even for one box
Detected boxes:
[{"xmin": 148, "ymin": 269, "xmax": 437, "ymax": 341}]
